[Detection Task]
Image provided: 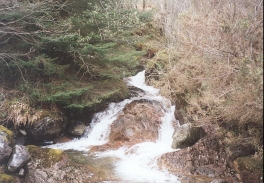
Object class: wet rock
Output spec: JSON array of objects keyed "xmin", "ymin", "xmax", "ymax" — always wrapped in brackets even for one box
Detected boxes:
[
  {"xmin": 226, "ymin": 139, "xmax": 256, "ymax": 160},
  {"xmin": 26, "ymin": 145, "xmax": 65, "ymax": 168},
  {"xmin": 67, "ymin": 121, "xmax": 86, "ymax": 136},
  {"xmin": 126, "ymin": 85, "xmax": 145, "ymax": 97},
  {"xmin": 8, "ymin": 145, "xmax": 31, "ymax": 172},
  {"xmin": 172, "ymin": 123, "xmax": 207, "ymax": 149},
  {"xmin": 24, "ymin": 146, "xmax": 97, "ymax": 182},
  {"xmin": 109, "ymin": 100, "xmax": 163, "ymax": 144},
  {"xmin": 27, "ymin": 115, "xmax": 66, "ymax": 143},
  {"xmin": 0, "ymin": 126, "xmax": 14, "ymax": 163},
  {"xmin": 158, "ymin": 135, "xmax": 234, "ymax": 182},
  {"xmin": 0, "ymin": 136, "xmax": 12, "ymax": 163}
]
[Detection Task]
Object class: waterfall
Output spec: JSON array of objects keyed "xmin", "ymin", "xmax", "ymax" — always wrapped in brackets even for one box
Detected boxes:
[{"xmin": 47, "ymin": 70, "xmax": 180, "ymax": 182}]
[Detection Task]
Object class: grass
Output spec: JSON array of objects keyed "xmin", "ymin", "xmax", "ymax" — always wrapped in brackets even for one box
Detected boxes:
[{"xmin": 144, "ymin": 0, "xmax": 263, "ymax": 154}]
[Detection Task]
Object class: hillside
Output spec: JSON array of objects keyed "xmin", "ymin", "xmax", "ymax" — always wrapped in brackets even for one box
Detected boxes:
[{"xmin": 0, "ymin": 0, "xmax": 263, "ymax": 182}]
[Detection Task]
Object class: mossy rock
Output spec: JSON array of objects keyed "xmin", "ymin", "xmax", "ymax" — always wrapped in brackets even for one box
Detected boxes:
[
  {"xmin": 26, "ymin": 145, "xmax": 65, "ymax": 168},
  {"xmin": 233, "ymin": 156, "xmax": 263, "ymax": 183},
  {"xmin": 0, "ymin": 173, "xmax": 16, "ymax": 183},
  {"xmin": 0, "ymin": 125, "xmax": 14, "ymax": 142}
]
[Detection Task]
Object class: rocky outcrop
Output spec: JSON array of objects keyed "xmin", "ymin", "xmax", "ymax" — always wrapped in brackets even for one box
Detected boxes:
[
  {"xmin": 0, "ymin": 126, "xmax": 30, "ymax": 181},
  {"xmin": 126, "ymin": 85, "xmax": 145, "ymax": 97},
  {"xmin": 7, "ymin": 101, "xmax": 66, "ymax": 143},
  {"xmin": 24, "ymin": 146, "xmax": 68, "ymax": 183},
  {"xmin": 158, "ymin": 134, "xmax": 235, "ymax": 182},
  {"xmin": 225, "ymin": 139, "xmax": 256, "ymax": 160},
  {"xmin": 26, "ymin": 115, "xmax": 66, "ymax": 143},
  {"xmin": 172, "ymin": 123, "xmax": 207, "ymax": 149},
  {"xmin": 108, "ymin": 100, "xmax": 163, "ymax": 144},
  {"xmin": 231, "ymin": 156, "xmax": 263, "ymax": 183},
  {"xmin": 0, "ymin": 126, "xmax": 14, "ymax": 163},
  {"xmin": 7, "ymin": 145, "xmax": 31, "ymax": 172},
  {"xmin": 0, "ymin": 135, "xmax": 12, "ymax": 163},
  {"xmin": 24, "ymin": 146, "xmax": 114, "ymax": 183},
  {"xmin": 66, "ymin": 121, "xmax": 86, "ymax": 137}
]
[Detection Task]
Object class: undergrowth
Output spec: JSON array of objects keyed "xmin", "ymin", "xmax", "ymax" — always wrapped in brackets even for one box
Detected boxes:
[{"xmin": 145, "ymin": 0, "xmax": 263, "ymax": 150}]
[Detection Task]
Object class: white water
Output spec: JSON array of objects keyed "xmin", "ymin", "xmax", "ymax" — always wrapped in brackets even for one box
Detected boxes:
[{"xmin": 47, "ymin": 70, "xmax": 180, "ymax": 182}]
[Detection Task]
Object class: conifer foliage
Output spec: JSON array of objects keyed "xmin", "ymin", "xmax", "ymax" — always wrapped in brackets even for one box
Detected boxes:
[{"xmin": 0, "ymin": 0, "xmax": 150, "ymax": 117}]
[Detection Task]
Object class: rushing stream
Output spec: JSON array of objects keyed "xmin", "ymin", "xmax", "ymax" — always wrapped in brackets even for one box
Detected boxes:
[{"xmin": 47, "ymin": 71, "xmax": 180, "ymax": 183}]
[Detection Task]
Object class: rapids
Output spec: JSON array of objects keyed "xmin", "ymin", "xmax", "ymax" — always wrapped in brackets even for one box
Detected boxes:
[{"xmin": 47, "ymin": 70, "xmax": 180, "ymax": 183}]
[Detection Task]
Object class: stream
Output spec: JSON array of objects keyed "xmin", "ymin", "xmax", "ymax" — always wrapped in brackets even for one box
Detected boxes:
[{"xmin": 47, "ymin": 70, "xmax": 181, "ymax": 183}]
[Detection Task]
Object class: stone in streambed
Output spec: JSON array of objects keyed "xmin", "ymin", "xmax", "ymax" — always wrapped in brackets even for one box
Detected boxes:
[
  {"xmin": 172, "ymin": 123, "xmax": 207, "ymax": 149},
  {"xmin": 109, "ymin": 100, "xmax": 163, "ymax": 144},
  {"xmin": 158, "ymin": 134, "xmax": 233, "ymax": 181},
  {"xmin": 0, "ymin": 126, "xmax": 14, "ymax": 163},
  {"xmin": 67, "ymin": 121, "xmax": 86, "ymax": 136},
  {"xmin": 7, "ymin": 145, "xmax": 31, "ymax": 172}
]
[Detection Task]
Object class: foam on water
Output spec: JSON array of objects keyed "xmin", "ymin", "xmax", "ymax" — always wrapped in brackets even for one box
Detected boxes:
[
  {"xmin": 127, "ymin": 70, "xmax": 159, "ymax": 95},
  {"xmin": 46, "ymin": 70, "xmax": 180, "ymax": 182},
  {"xmin": 96, "ymin": 105, "xmax": 180, "ymax": 183}
]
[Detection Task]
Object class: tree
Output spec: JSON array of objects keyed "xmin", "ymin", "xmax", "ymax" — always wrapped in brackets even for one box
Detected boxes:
[{"xmin": 0, "ymin": 0, "xmax": 151, "ymax": 118}]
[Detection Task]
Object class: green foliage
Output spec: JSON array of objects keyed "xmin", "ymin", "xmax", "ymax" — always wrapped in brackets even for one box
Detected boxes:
[
  {"xmin": 41, "ymin": 34, "xmax": 79, "ymax": 53},
  {"xmin": 66, "ymin": 89, "xmax": 119, "ymax": 109},
  {"xmin": 0, "ymin": 0, "xmax": 153, "ymax": 118},
  {"xmin": 41, "ymin": 86, "xmax": 93, "ymax": 105}
]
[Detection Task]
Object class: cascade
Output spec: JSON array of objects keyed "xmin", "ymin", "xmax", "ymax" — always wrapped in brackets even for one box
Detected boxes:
[{"xmin": 47, "ymin": 70, "xmax": 180, "ymax": 182}]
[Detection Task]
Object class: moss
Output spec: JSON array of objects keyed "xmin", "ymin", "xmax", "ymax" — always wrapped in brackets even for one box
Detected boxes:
[
  {"xmin": 0, "ymin": 125, "xmax": 14, "ymax": 142},
  {"xmin": 0, "ymin": 174, "xmax": 16, "ymax": 183},
  {"xmin": 26, "ymin": 145, "xmax": 65, "ymax": 168},
  {"xmin": 48, "ymin": 149, "xmax": 64, "ymax": 164}
]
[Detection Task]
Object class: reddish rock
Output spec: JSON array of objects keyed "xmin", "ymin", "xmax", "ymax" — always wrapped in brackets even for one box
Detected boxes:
[{"xmin": 108, "ymin": 100, "xmax": 163, "ymax": 145}]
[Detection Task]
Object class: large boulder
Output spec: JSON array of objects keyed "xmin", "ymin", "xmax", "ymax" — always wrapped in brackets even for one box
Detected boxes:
[
  {"xmin": 7, "ymin": 145, "xmax": 31, "ymax": 172},
  {"xmin": 8, "ymin": 102, "xmax": 66, "ymax": 143},
  {"xmin": 26, "ymin": 115, "xmax": 66, "ymax": 142},
  {"xmin": 158, "ymin": 134, "xmax": 234, "ymax": 182},
  {"xmin": 0, "ymin": 135, "xmax": 12, "ymax": 164},
  {"xmin": 172, "ymin": 123, "xmax": 207, "ymax": 149},
  {"xmin": 0, "ymin": 126, "xmax": 14, "ymax": 163},
  {"xmin": 109, "ymin": 100, "xmax": 163, "ymax": 144},
  {"xmin": 24, "ymin": 146, "xmax": 95, "ymax": 182}
]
